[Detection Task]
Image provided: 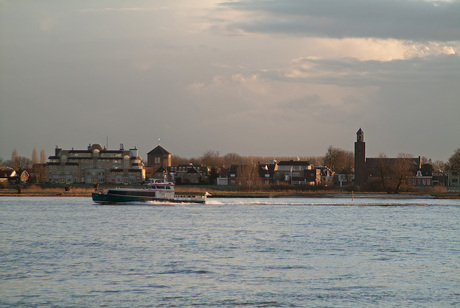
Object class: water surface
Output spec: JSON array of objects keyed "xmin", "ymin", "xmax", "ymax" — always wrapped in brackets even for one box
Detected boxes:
[{"xmin": 1, "ymin": 197, "xmax": 459, "ymax": 307}]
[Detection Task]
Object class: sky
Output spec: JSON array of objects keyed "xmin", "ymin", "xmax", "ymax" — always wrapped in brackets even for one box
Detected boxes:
[{"xmin": 1, "ymin": 0, "xmax": 459, "ymax": 163}]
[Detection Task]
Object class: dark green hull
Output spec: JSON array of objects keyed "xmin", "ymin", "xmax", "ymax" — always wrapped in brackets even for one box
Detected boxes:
[
  {"xmin": 92, "ymin": 192, "xmax": 206, "ymax": 204},
  {"xmin": 92, "ymin": 192, "xmax": 156, "ymax": 203}
]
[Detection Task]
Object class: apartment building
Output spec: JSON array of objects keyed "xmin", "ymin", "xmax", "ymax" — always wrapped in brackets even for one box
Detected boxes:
[{"xmin": 46, "ymin": 144, "xmax": 145, "ymax": 185}]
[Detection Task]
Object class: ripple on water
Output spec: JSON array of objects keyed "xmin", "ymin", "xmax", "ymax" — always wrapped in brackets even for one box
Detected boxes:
[{"xmin": 0, "ymin": 197, "xmax": 458, "ymax": 307}]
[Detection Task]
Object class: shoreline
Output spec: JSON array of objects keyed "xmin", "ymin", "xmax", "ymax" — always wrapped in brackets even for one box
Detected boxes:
[{"xmin": 0, "ymin": 188, "xmax": 459, "ymax": 199}]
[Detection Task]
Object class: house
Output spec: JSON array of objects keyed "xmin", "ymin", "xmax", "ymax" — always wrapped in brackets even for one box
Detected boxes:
[
  {"xmin": 0, "ymin": 168, "xmax": 29, "ymax": 185},
  {"xmin": 228, "ymin": 165, "xmax": 239, "ymax": 185},
  {"xmin": 258, "ymin": 160, "xmax": 278, "ymax": 185},
  {"xmin": 0, "ymin": 168, "xmax": 16, "ymax": 186},
  {"xmin": 219, "ymin": 164, "xmax": 262, "ymax": 186},
  {"xmin": 412, "ymin": 164, "xmax": 433, "ymax": 187},
  {"xmin": 182, "ymin": 167, "xmax": 201, "ymax": 184},
  {"xmin": 16, "ymin": 170, "xmax": 30, "ymax": 184},
  {"xmin": 315, "ymin": 166, "xmax": 334, "ymax": 184},
  {"xmin": 150, "ymin": 166, "xmax": 169, "ymax": 181},
  {"xmin": 432, "ymin": 171, "xmax": 447, "ymax": 186},
  {"xmin": 275, "ymin": 160, "xmax": 318, "ymax": 185},
  {"xmin": 171, "ymin": 163, "xmax": 209, "ymax": 184},
  {"xmin": 46, "ymin": 144, "xmax": 145, "ymax": 184},
  {"xmin": 334, "ymin": 169, "xmax": 354, "ymax": 187},
  {"xmin": 216, "ymin": 166, "xmax": 230, "ymax": 185}
]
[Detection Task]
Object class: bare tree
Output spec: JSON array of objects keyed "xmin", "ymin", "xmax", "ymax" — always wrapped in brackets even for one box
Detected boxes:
[
  {"xmin": 11, "ymin": 149, "xmax": 19, "ymax": 170},
  {"xmin": 40, "ymin": 150, "xmax": 47, "ymax": 164},
  {"xmin": 17, "ymin": 156, "xmax": 32, "ymax": 169},
  {"xmin": 237, "ymin": 163, "xmax": 262, "ymax": 190},
  {"xmin": 323, "ymin": 146, "xmax": 353, "ymax": 172},
  {"xmin": 201, "ymin": 150, "xmax": 222, "ymax": 167},
  {"xmin": 392, "ymin": 153, "xmax": 413, "ymax": 194},
  {"xmin": 306, "ymin": 156, "xmax": 324, "ymax": 166},
  {"xmin": 32, "ymin": 148, "xmax": 39, "ymax": 165},
  {"xmin": 223, "ymin": 152, "xmax": 243, "ymax": 166},
  {"xmin": 448, "ymin": 148, "xmax": 460, "ymax": 169},
  {"xmin": 376, "ymin": 153, "xmax": 390, "ymax": 192},
  {"xmin": 432, "ymin": 160, "xmax": 446, "ymax": 172},
  {"xmin": 171, "ymin": 155, "xmax": 189, "ymax": 166}
]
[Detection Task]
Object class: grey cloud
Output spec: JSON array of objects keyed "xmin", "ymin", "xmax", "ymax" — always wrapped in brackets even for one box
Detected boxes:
[
  {"xmin": 284, "ymin": 94, "xmax": 322, "ymax": 109},
  {"xmin": 219, "ymin": 0, "xmax": 460, "ymax": 41},
  {"xmin": 273, "ymin": 54, "xmax": 460, "ymax": 87}
]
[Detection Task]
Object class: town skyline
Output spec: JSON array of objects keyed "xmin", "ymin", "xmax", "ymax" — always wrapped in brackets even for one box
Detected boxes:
[
  {"xmin": 0, "ymin": 127, "xmax": 455, "ymax": 168},
  {"xmin": 1, "ymin": 1, "xmax": 459, "ymax": 162}
]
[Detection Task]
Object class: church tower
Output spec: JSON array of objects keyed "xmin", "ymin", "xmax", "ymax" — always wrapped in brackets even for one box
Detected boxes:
[{"xmin": 354, "ymin": 128, "xmax": 366, "ymax": 186}]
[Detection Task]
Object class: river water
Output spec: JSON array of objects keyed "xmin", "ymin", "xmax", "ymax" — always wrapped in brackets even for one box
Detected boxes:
[{"xmin": 1, "ymin": 196, "xmax": 459, "ymax": 307}]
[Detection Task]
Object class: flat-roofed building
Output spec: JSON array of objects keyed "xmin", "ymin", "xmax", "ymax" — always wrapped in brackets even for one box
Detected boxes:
[{"xmin": 46, "ymin": 144, "xmax": 145, "ymax": 185}]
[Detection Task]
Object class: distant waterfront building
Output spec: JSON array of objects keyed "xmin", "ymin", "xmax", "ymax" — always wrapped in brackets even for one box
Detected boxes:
[
  {"xmin": 353, "ymin": 128, "xmax": 424, "ymax": 187},
  {"xmin": 46, "ymin": 144, "xmax": 145, "ymax": 185},
  {"xmin": 147, "ymin": 142, "xmax": 171, "ymax": 169},
  {"xmin": 170, "ymin": 164, "xmax": 209, "ymax": 184},
  {"xmin": 448, "ymin": 168, "xmax": 460, "ymax": 190},
  {"xmin": 146, "ymin": 141, "xmax": 172, "ymax": 180},
  {"xmin": 275, "ymin": 160, "xmax": 317, "ymax": 185}
]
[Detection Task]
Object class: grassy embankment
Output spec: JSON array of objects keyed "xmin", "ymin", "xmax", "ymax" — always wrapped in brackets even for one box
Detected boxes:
[{"xmin": 0, "ymin": 184, "xmax": 459, "ymax": 199}]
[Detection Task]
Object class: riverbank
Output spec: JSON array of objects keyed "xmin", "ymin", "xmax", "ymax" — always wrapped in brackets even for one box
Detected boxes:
[{"xmin": 1, "ymin": 186, "xmax": 459, "ymax": 199}]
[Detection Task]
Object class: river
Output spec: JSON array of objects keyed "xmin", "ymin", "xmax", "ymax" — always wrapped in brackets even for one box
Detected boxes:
[{"xmin": 1, "ymin": 197, "xmax": 459, "ymax": 307}]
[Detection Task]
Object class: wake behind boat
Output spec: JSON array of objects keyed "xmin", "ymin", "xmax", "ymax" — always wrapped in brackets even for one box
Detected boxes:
[{"xmin": 92, "ymin": 179, "xmax": 208, "ymax": 204}]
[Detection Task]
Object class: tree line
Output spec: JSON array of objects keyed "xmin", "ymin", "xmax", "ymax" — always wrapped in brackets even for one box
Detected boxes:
[{"xmin": 0, "ymin": 148, "xmax": 47, "ymax": 170}]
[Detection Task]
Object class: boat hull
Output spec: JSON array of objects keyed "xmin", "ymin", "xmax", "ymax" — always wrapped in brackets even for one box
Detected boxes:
[{"xmin": 92, "ymin": 192, "xmax": 206, "ymax": 204}]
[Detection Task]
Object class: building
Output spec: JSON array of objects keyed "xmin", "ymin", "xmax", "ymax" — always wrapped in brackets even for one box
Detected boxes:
[
  {"xmin": 46, "ymin": 144, "xmax": 145, "ymax": 185},
  {"xmin": 0, "ymin": 168, "xmax": 17, "ymax": 186},
  {"xmin": 0, "ymin": 168, "xmax": 29, "ymax": 185},
  {"xmin": 170, "ymin": 164, "xmax": 209, "ymax": 184},
  {"xmin": 216, "ymin": 166, "xmax": 230, "ymax": 185},
  {"xmin": 275, "ymin": 160, "xmax": 318, "ymax": 185},
  {"xmin": 147, "ymin": 142, "xmax": 171, "ymax": 169},
  {"xmin": 315, "ymin": 166, "xmax": 334, "ymax": 184},
  {"xmin": 448, "ymin": 169, "xmax": 460, "ymax": 190},
  {"xmin": 334, "ymin": 169, "xmax": 354, "ymax": 187},
  {"xmin": 412, "ymin": 164, "xmax": 433, "ymax": 187},
  {"xmin": 354, "ymin": 128, "xmax": 422, "ymax": 188},
  {"xmin": 258, "ymin": 160, "xmax": 278, "ymax": 185},
  {"xmin": 30, "ymin": 163, "xmax": 47, "ymax": 183}
]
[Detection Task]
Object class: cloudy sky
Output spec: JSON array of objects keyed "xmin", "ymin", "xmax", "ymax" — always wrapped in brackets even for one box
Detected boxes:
[{"xmin": 1, "ymin": 0, "xmax": 459, "ymax": 163}]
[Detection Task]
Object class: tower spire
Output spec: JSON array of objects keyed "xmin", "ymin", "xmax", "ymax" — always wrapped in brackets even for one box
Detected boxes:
[{"xmin": 356, "ymin": 127, "xmax": 364, "ymax": 142}]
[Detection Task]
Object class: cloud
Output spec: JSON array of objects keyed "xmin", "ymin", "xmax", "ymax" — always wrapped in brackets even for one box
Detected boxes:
[
  {"xmin": 279, "ymin": 54, "xmax": 460, "ymax": 87},
  {"xmin": 218, "ymin": 0, "xmax": 460, "ymax": 41}
]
